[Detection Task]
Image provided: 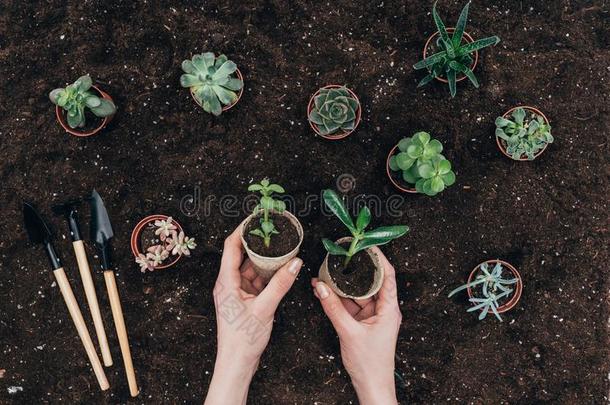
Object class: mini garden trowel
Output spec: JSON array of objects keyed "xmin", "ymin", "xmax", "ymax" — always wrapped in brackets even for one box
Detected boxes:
[
  {"xmin": 22, "ymin": 202, "xmax": 109, "ymax": 391},
  {"xmin": 90, "ymin": 190, "xmax": 139, "ymax": 397},
  {"xmin": 53, "ymin": 199, "xmax": 113, "ymax": 367}
]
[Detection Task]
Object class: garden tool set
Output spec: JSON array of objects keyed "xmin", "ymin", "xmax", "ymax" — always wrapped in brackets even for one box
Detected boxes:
[{"xmin": 23, "ymin": 191, "xmax": 139, "ymax": 397}]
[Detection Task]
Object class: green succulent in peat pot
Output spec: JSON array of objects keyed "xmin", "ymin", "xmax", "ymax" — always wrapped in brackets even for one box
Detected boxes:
[
  {"xmin": 388, "ymin": 132, "xmax": 456, "ymax": 196},
  {"xmin": 495, "ymin": 107, "xmax": 553, "ymax": 160},
  {"xmin": 413, "ymin": 1, "xmax": 500, "ymax": 97},
  {"xmin": 240, "ymin": 179, "xmax": 304, "ymax": 280},
  {"xmin": 318, "ymin": 189, "xmax": 408, "ymax": 299},
  {"xmin": 49, "ymin": 75, "xmax": 116, "ymax": 130},
  {"xmin": 180, "ymin": 52, "xmax": 244, "ymax": 116},
  {"xmin": 308, "ymin": 85, "xmax": 361, "ymax": 139}
]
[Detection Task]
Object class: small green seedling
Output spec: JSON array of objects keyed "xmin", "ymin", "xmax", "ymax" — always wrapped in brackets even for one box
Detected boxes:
[
  {"xmin": 448, "ymin": 262, "xmax": 518, "ymax": 321},
  {"xmin": 308, "ymin": 86, "xmax": 359, "ymax": 136},
  {"xmin": 413, "ymin": 1, "xmax": 500, "ymax": 97},
  {"xmin": 49, "ymin": 75, "xmax": 116, "ymax": 129},
  {"xmin": 180, "ymin": 52, "xmax": 243, "ymax": 116},
  {"xmin": 322, "ymin": 189, "xmax": 408, "ymax": 267},
  {"xmin": 496, "ymin": 108, "xmax": 553, "ymax": 160},
  {"xmin": 248, "ymin": 179, "xmax": 287, "ymax": 247},
  {"xmin": 389, "ymin": 132, "xmax": 456, "ymax": 196}
]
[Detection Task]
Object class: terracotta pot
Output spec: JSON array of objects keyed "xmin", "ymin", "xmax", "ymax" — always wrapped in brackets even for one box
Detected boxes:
[
  {"xmin": 467, "ymin": 259, "xmax": 523, "ymax": 314},
  {"xmin": 56, "ymin": 85, "xmax": 114, "ymax": 137},
  {"xmin": 386, "ymin": 143, "xmax": 418, "ymax": 194},
  {"xmin": 307, "ymin": 85, "xmax": 362, "ymax": 140},
  {"xmin": 422, "ymin": 28, "xmax": 478, "ymax": 84},
  {"xmin": 189, "ymin": 68, "xmax": 244, "ymax": 113},
  {"xmin": 318, "ymin": 237, "xmax": 384, "ymax": 300},
  {"xmin": 496, "ymin": 106, "xmax": 550, "ymax": 161},
  {"xmin": 130, "ymin": 215, "xmax": 183, "ymax": 270},
  {"xmin": 240, "ymin": 210, "xmax": 304, "ymax": 280}
]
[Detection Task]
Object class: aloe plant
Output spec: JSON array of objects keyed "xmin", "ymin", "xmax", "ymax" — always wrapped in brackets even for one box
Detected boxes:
[
  {"xmin": 49, "ymin": 75, "xmax": 116, "ymax": 129},
  {"xmin": 496, "ymin": 108, "xmax": 553, "ymax": 160},
  {"xmin": 448, "ymin": 262, "xmax": 519, "ymax": 321},
  {"xmin": 413, "ymin": 2, "xmax": 500, "ymax": 97},
  {"xmin": 180, "ymin": 52, "xmax": 243, "ymax": 116},
  {"xmin": 248, "ymin": 179, "xmax": 287, "ymax": 248},
  {"xmin": 322, "ymin": 189, "xmax": 408, "ymax": 266},
  {"xmin": 389, "ymin": 132, "xmax": 456, "ymax": 196},
  {"xmin": 308, "ymin": 86, "xmax": 359, "ymax": 136}
]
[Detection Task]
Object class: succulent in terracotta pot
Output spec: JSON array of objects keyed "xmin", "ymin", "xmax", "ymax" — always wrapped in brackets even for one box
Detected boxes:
[
  {"xmin": 448, "ymin": 260, "xmax": 523, "ymax": 321},
  {"xmin": 180, "ymin": 52, "xmax": 244, "ymax": 115},
  {"xmin": 318, "ymin": 189, "xmax": 408, "ymax": 299},
  {"xmin": 495, "ymin": 106, "xmax": 553, "ymax": 160},
  {"xmin": 241, "ymin": 179, "xmax": 304, "ymax": 280}
]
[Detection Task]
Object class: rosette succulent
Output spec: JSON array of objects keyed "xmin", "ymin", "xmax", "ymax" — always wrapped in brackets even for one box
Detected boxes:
[
  {"xmin": 49, "ymin": 75, "xmax": 116, "ymax": 129},
  {"xmin": 389, "ymin": 131, "xmax": 456, "ymax": 196},
  {"xmin": 413, "ymin": 2, "xmax": 500, "ymax": 97},
  {"xmin": 495, "ymin": 108, "xmax": 553, "ymax": 160},
  {"xmin": 180, "ymin": 52, "xmax": 243, "ymax": 116},
  {"xmin": 134, "ymin": 217, "xmax": 196, "ymax": 272},
  {"xmin": 308, "ymin": 86, "xmax": 360, "ymax": 136}
]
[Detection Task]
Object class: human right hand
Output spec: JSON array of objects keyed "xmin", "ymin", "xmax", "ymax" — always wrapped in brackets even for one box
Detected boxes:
[{"xmin": 312, "ymin": 247, "xmax": 401, "ymax": 405}]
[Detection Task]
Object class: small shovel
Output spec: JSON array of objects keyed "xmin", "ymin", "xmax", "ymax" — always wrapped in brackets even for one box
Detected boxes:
[
  {"xmin": 53, "ymin": 200, "xmax": 113, "ymax": 367},
  {"xmin": 23, "ymin": 202, "xmax": 109, "ymax": 391},
  {"xmin": 89, "ymin": 190, "xmax": 139, "ymax": 397}
]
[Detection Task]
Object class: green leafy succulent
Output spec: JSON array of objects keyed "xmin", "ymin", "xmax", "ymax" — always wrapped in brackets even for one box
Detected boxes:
[
  {"xmin": 308, "ymin": 86, "xmax": 359, "ymax": 136},
  {"xmin": 413, "ymin": 1, "xmax": 500, "ymax": 97},
  {"xmin": 495, "ymin": 108, "xmax": 553, "ymax": 160},
  {"xmin": 180, "ymin": 52, "xmax": 243, "ymax": 116},
  {"xmin": 248, "ymin": 179, "xmax": 287, "ymax": 248},
  {"xmin": 389, "ymin": 132, "xmax": 456, "ymax": 196},
  {"xmin": 49, "ymin": 75, "xmax": 116, "ymax": 129},
  {"xmin": 322, "ymin": 189, "xmax": 408, "ymax": 267},
  {"xmin": 448, "ymin": 262, "xmax": 519, "ymax": 321}
]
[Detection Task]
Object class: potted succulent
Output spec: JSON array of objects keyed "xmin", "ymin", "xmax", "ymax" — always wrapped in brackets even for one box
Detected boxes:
[
  {"xmin": 413, "ymin": 2, "xmax": 500, "ymax": 97},
  {"xmin": 448, "ymin": 259, "xmax": 523, "ymax": 321},
  {"xmin": 49, "ymin": 75, "xmax": 117, "ymax": 137},
  {"xmin": 180, "ymin": 52, "xmax": 244, "ymax": 116},
  {"xmin": 307, "ymin": 85, "xmax": 361, "ymax": 139},
  {"xmin": 319, "ymin": 189, "xmax": 408, "ymax": 299},
  {"xmin": 387, "ymin": 131, "xmax": 456, "ymax": 196},
  {"xmin": 130, "ymin": 215, "xmax": 196, "ymax": 272},
  {"xmin": 495, "ymin": 106, "xmax": 553, "ymax": 161},
  {"xmin": 241, "ymin": 179, "xmax": 304, "ymax": 279}
]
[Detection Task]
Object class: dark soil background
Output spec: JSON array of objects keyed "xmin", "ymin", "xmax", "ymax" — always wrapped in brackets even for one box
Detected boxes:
[{"xmin": 1, "ymin": 0, "xmax": 609, "ymax": 403}]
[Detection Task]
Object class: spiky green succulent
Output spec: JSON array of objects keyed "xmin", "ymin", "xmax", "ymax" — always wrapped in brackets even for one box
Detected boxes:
[
  {"xmin": 389, "ymin": 131, "xmax": 456, "ymax": 196},
  {"xmin": 49, "ymin": 75, "xmax": 116, "ymax": 129},
  {"xmin": 180, "ymin": 52, "xmax": 243, "ymax": 116},
  {"xmin": 413, "ymin": 2, "xmax": 500, "ymax": 97},
  {"xmin": 495, "ymin": 108, "xmax": 553, "ymax": 160},
  {"xmin": 308, "ymin": 86, "xmax": 359, "ymax": 136}
]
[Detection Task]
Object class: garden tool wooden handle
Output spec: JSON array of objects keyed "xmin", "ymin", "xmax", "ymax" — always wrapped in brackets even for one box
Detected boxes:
[
  {"xmin": 53, "ymin": 267, "xmax": 110, "ymax": 391},
  {"xmin": 72, "ymin": 240, "xmax": 113, "ymax": 367},
  {"xmin": 104, "ymin": 270, "xmax": 139, "ymax": 397}
]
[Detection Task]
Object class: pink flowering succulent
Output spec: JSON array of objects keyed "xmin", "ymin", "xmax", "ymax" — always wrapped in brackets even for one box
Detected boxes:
[{"xmin": 135, "ymin": 217, "xmax": 196, "ymax": 272}]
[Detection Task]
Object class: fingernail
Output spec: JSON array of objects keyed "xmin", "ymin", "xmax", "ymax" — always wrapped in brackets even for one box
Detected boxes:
[
  {"xmin": 316, "ymin": 282, "xmax": 329, "ymax": 299},
  {"xmin": 288, "ymin": 258, "xmax": 302, "ymax": 275}
]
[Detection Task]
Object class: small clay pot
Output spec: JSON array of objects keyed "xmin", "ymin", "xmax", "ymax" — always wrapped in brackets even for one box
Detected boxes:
[
  {"xmin": 189, "ymin": 68, "xmax": 244, "ymax": 113},
  {"xmin": 130, "ymin": 215, "xmax": 184, "ymax": 270},
  {"xmin": 56, "ymin": 85, "xmax": 114, "ymax": 137},
  {"xmin": 386, "ymin": 143, "xmax": 418, "ymax": 194},
  {"xmin": 240, "ymin": 210, "xmax": 304, "ymax": 280},
  {"xmin": 307, "ymin": 85, "xmax": 362, "ymax": 140},
  {"xmin": 423, "ymin": 28, "xmax": 478, "ymax": 84},
  {"xmin": 496, "ymin": 106, "xmax": 550, "ymax": 161},
  {"xmin": 318, "ymin": 237, "xmax": 384, "ymax": 300},
  {"xmin": 467, "ymin": 259, "xmax": 523, "ymax": 314}
]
